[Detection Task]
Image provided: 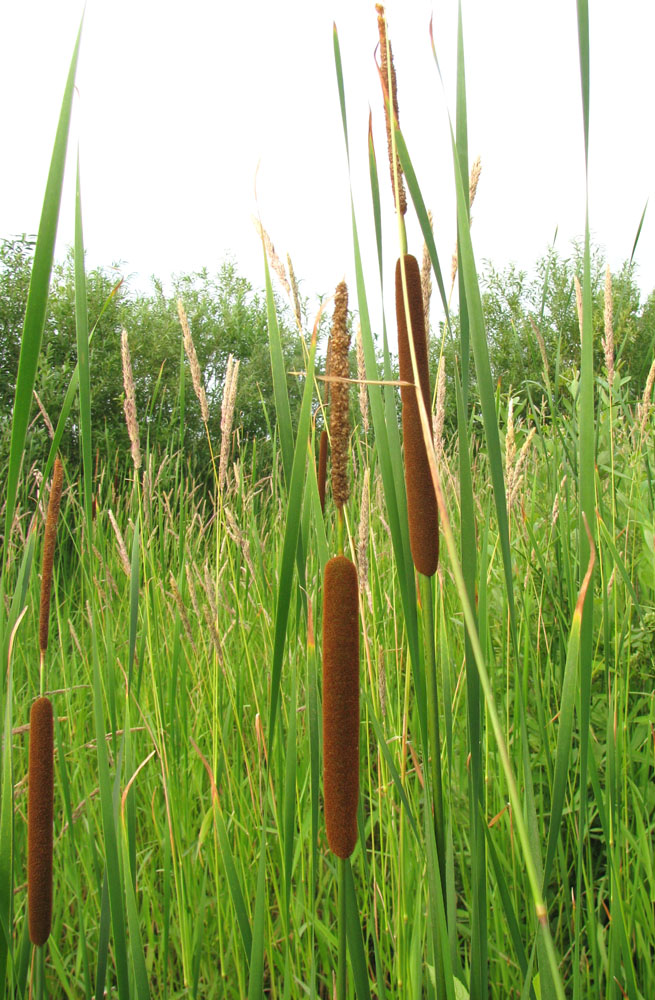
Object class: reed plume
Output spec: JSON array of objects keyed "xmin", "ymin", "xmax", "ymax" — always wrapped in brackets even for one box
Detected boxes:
[
  {"xmin": 322, "ymin": 555, "xmax": 360, "ymax": 859},
  {"xmin": 355, "ymin": 323, "xmax": 369, "ymax": 436},
  {"xmin": 178, "ymin": 298, "xmax": 210, "ymax": 424},
  {"xmin": 28, "ymin": 695, "xmax": 54, "ymax": 946},
  {"xmin": 329, "ymin": 281, "xmax": 351, "ymax": 509},
  {"xmin": 219, "ymin": 354, "xmax": 240, "ymax": 493},
  {"xmin": 396, "ymin": 255, "xmax": 439, "ymax": 577},
  {"xmin": 376, "ymin": 4, "xmax": 407, "ymax": 215},
  {"xmin": 39, "ymin": 457, "xmax": 64, "ymax": 656},
  {"xmin": 121, "ymin": 328, "xmax": 141, "ymax": 471}
]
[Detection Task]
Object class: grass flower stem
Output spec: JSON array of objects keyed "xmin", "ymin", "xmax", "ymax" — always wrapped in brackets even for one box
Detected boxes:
[{"xmin": 337, "ymin": 857, "xmax": 347, "ymax": 1000}]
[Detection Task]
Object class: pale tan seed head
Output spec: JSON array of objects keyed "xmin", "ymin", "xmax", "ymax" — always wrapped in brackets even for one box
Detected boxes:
[
  {"xmin": 219, "ymin": 355, "xmax": 240, "ymax": 493},
  {"xmin": 253, "ymin": 218, "xmax": 291, "ymax": 297},
  {"xmin": 178, "ymin": 299, "xmax": 210, "ymax": 424},
  {"xmin": 433, "ymin": 355, "xmax": 446, "ymax": 460},
  {"xmin": 469, "ymin": 156, "xmax": 482, "ymax": 209},
  {"xmin": 121, "ymin": 329, "xmax": 141, "ymax": 471},
  {"xmin": 287, "ymin": 253, "xmax": 303, "ymax": 332},
  {"xmin": 421, "ymin": 210, "xmax": 434, "ymax": 339},
  {"xmin": 376, "ymin": 4, "xmax": 407, "ymax": 216},
  {"xmin": 329, "ymin": 281, "xmax": 351, "ymax": 508},
  {"xmin": 638, "ymin": 357, "xmax": 655, "ymax": 436}
]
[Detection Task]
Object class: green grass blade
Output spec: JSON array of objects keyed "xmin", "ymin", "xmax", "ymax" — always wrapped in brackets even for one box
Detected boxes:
[
  {"xmin": 74, "ymin": 151, "xmax": 93, "ymax": 532},
  {"xmin": 91, "ymin": 610, "xmax": 130, "ymax": 998},
  {"xmin": 345, "ymin": 860, "xmax": 371, "ymax": 1000},
  {"xmin": 247, "ymin": 821, "xmax": 268, "ymax": 1000},
  {"xmin": 3, "ymin": 22, "xmax": 82, "ymax": 556},
  {"xmin": 267, "ymin": 329, "xmax": 317, "ymax": 748}
]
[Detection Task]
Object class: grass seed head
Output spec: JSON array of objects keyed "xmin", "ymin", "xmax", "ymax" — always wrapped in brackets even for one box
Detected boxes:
[
  {"xmin": 329, "ymin": 281, "xmax": 351, "ymax": 508},
  {"xmin": 121, "ymin": 328, "xmax": 141, "ymax": 471},
  {"xmin": 376, "ymin": 4, "xmax": 407, "ymax": 216},
  {"xmin": 28, "ymin": 696, "xmax": 54, "ymax": 946},
  {"xmin": 178, "ymin": 298, "xmax": 210, "ymax": 425},
  {"xmin": 322, "ymin": 555, "xmax": 360, "ymax": 859},
  {"xmin": 396, "ymin": 255, "xmax": 439, "ymax": 577},
  {"xmin": 39, "ymin": 457, "xmax": 64, "ymax": 655}
]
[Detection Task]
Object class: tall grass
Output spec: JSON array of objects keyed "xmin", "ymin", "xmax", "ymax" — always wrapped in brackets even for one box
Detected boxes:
[{"xmin": 1, "ymin": 3, "xmax": 654, "ymax": 999}]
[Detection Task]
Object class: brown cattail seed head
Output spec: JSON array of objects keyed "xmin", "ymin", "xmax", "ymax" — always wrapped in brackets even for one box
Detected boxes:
[
  {"xmin": 396, "ymin": 255, "xmax": 439, "ymax": 577},
  {"xmin": 322, "ymin": 555, "xmax": 360, "ymax": 859},
  {"xmin": 39, "ymin": 458, "xmax": 64, "ymax": 655},
  {"xmin": 329, "ymin": 281, "xmax": 351, "ymax": 508},
  {"xmin": 318, "ymin": 429, "xmax": 328, "ymax": 514},
  {"xmin": 28, "ymin": 696, "xmax": 54, "ymax": 946}
]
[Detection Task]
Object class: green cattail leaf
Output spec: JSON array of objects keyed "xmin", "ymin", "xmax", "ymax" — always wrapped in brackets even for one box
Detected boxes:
[
  {"xmin": 630, "ymin": 199, "xmax": 648, "ymax": 265},
  {"xmin": 268, "ymin": 328, "xmax": 317, "ymax": 746},
  {"xmin": 128, "ymin": 514, "xmax": 141, "ymax": 691},
  {"xmin": 91, "ymin": 610, "xmax": 130, "ymax": 999},
  {"xmin": 576, "ymin": 0, "xmax": 590, "ymax": 168},
  {"xmin": 344, "ymin": 859, "xmax": 371, "ymax": 1000},
  {"xmin": 282, "ymin": 667, "xmax": 297, "ymax": 927},
  {"xmin": 362, "ymin": 690, "xmax": 419, "ymax": 843},
  {"xmin": 3, "ymin": 21, "xmax": 82, "ymax": 558},
  {"xmin": 74, "ymin": 151, "xmax": 93, "ymax": 533},
  {"xmin": 482, "ymin": 815, "xmax": 534, "ymax": 996},
  {"xmin": 120, "ymin": 818, "xmax": 151, "ymax": 999},
  {"xmin": 247, "ymin": 822, "xmax": 268, "ymax": 1000}
]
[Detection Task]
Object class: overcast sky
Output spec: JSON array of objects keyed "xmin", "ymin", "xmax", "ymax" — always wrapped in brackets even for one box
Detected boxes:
[{"xmin": 1, "ymin": 0, "xmax": 654, "ymax": 343}]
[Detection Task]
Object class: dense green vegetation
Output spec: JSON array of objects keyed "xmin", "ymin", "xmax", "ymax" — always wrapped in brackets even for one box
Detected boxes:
[{"xmin": 2, "ymin": 4, "xmax": 654, "ymax": 999}]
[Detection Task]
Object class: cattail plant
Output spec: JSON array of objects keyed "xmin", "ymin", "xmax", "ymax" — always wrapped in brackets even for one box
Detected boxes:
[
  {"xmin": 29, "ymin": 457, "xmax": 64, "ymax": 950},
  {"xmin": 322, "ymin": 277, "xmax": 359, "ymax": 1000}
]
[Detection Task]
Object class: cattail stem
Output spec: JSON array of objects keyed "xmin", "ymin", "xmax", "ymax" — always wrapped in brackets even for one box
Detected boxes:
[
  {"xmin": 337, "ymin": 856, "xmax": 348, "ymax": 1000},
  {"xmin": 419, "ymin": 573, "xmax": 447, "ymax": 924},
  {"xmin": 318, "ymin": 429, "xmax": 328, "ymax": 514},
  {"xmin": 28, "ymin": 696, "xmax": 54, "ymax": 947}
]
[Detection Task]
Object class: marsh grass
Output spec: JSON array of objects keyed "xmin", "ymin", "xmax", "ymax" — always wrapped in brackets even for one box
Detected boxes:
[{"xmin": 1, "ymin": 2, "xmax": 654, "ymax": 999}]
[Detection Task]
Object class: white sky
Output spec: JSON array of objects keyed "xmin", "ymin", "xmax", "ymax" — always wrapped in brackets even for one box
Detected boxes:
[{"xmin": 1, "ymin": 0, "xmax": 654, "ymax": 345}]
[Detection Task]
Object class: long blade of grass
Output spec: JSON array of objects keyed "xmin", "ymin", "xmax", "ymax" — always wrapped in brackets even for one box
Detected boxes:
[
  {"xmin": 3, "ymin": 22, "xmax": 82, "ymax": 557},
  {"xmin": 267, "ymin": 327, "xmax": 318, "ymax": 748},
  {"xmin": 74, "ymin": 151, "xmax": 93, "ymax": 533}
]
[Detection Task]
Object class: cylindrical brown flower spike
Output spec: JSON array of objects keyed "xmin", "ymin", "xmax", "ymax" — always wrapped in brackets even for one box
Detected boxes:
[
  {"xmin": 322, "ymin": 555, "xmax": 360, "ymax": 859},
  {"xmin": 39, "ymin": 457, "xmax": 64, "ymax": 655},
  {"xmin": 28, "ymin": 696, "xmax": 54, "ymax": 946},
  {"xmin": 396, "ymin": 254, "xmax": 439, "ymax": 577},
  {"xmin": 318, "ymin": 429, "xmax": 328, "ymax": 513}
]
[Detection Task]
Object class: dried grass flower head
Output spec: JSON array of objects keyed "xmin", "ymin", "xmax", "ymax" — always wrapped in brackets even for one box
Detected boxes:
[{"xmin": 329, "ymin": 280, "xmax": 351, "ymax": 509}]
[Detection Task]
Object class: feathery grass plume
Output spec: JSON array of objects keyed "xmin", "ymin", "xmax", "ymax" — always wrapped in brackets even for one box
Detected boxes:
[
  {"xmin": 121, "ymin": 328, "xmax": 141, "ymax": 471},
  {"xmin": 450, "ymin": 156, "xmax": 482, "ymax": 287},
  {"xmin": 177, "ymin": 298, "xmax": 210, "ymax": 424},
  {"xmin": 530, "ymin": 316, "xmax": 551, "ymax": 392},
  {"xmin": 28, "ymin": 695, "xmax": 54, "ymax": 946},
  {"xmin": 396, "ymin": 255, "xmax": 439, "ymax": 576},
  {"xmin": 219, "ymin": 354, "xmax": 240, "ymax": 493},
  {"xmin": 322, "ymin": 555, "xmax": 359, "ymax": 858},
  {"xmin": 39, "ymin": 457, "xmax": 64, "ymax": 655},
  {"xmin": 33, "ymin": 390, "xmax": 55, "ymax": 440},
  {"xmin": 107, "ymin": 509, "xmax": 131, "ymax": 578},
  {"xmin": 355, "ymin": 323, "xmax": 369, "ymax": 436},
  {"xmin": 603, "ymin": 265, "xmax": 615, "ymax": 390},
  {"xmin": 433, "ymin": 354, "xmax": 446, "ymax": 461},
  {"xmin": 253, "ymin": 218, "xmax": 291, "ymax": 297},
  {"xmin": 329, "ymin": 281, "xmax": 351, "ymax": 509},
  {"xmin": 420, "ymin": 210, "xmax": 433, "ymax": 338},
  {"xmin": 318, "ymin": 429, "xmax": 328, "ymax": 513},
  {"xmin": 287, "ymin": 253, "xmax": 303, "ymax": 332},
  {"xmin": 376, "ymin": 4, "xmax": 407, "ymax": 216},
  {"xmin": 358, "ymin": 468, "xmax": 373, "ymax": 613},
  {"xmin": 508, "ymin": 427, "xmax": 536, "ymax": 510},
  {"xmin": 637, "ymin": 357, "xmax": 655, "ymax": 436}
]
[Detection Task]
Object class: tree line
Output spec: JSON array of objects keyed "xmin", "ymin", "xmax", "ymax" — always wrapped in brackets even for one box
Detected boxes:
[{"xmin": 2, "ymin": 234, "xmax": 654, "ymax": 484}]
